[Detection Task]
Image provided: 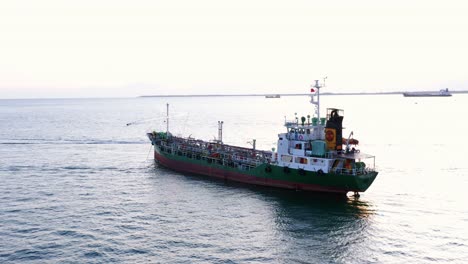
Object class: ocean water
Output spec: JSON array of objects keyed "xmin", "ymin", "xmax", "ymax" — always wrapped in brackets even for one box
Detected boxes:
[{"xmin": 1, "ymin": 95, "xmax": 467, "ymax": 263}]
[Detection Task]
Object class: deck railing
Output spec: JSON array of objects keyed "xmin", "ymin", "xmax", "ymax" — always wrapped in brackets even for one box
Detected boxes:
[{"xmin": 331, "ymin": 167, "xmax": 376, "ymax": 176}]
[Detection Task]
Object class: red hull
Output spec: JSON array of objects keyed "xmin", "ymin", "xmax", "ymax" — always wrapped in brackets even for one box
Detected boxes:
[{"xmin": 155, "ymin": 152, "xmax": 347, "ymax": 194}]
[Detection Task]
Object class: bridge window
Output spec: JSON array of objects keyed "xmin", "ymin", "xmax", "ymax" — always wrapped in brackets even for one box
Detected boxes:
[{"xmin": 295, "ymin": 157, "xmax": 308, "ymax": 164}]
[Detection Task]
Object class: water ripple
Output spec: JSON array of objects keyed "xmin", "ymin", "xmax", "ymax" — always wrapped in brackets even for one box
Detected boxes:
[{"xmin": 1, "ymin": 96, "xmax": 468, "ymax": 263}]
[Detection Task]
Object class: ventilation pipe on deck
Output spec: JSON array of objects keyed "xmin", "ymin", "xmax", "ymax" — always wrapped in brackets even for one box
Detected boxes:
[{"xmin": 218, "ymin": 121, "xmax": 224, "ymax": 143}]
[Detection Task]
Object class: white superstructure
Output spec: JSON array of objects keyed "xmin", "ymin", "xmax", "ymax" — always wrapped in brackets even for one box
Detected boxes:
[{"xmin": 270, "ymin": 80, "xmax": 337, "ymax": 173}]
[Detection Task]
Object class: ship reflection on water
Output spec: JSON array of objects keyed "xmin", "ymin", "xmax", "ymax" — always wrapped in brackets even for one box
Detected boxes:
[
  {"xmin": 258, "ymin": 187, "xmax": 375, "ymax": 219},
  {"xmin": 151, "ymin": 156, "xmax": 377, "ymax": 262},
  {"xmin": 156, "ymin": 160, "xmax": 375, "ymax": 219},
  {"xmin": 261, "ymin": 189, "xmax": 376, "ymax": 262}
]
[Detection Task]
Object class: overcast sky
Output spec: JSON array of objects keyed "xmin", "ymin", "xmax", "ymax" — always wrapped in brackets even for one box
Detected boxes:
[{"xmin": 1, "ymin": 0, "xmax": 467, "ymax": 98}]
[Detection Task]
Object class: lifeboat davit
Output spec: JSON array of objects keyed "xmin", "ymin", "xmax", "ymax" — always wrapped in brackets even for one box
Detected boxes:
[{"xmin": 343, "ymin": 138, "xmax": 359, "ymax": 145}]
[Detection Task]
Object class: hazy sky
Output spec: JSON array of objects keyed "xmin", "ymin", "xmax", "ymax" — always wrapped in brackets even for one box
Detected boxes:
[{"xmin": 1, "ymin": 0, "xmax": 467, "ymax": 98}]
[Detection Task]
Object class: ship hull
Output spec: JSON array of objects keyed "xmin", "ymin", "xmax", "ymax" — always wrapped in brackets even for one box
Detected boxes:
[{"xmin": 153, "ymin": 147, "xmax": 377, "ymax": 194}]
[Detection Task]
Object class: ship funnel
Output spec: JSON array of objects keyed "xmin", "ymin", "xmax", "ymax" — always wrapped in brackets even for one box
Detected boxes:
[{"xmin": 325, "ymin": 108, "xmax": 344, "ymax": 151}]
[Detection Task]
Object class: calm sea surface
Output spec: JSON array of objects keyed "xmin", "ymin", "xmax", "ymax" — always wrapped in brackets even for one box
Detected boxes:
[{"xmin": 1, "ymin": 95, "xmax": 467, "ymax": 263}]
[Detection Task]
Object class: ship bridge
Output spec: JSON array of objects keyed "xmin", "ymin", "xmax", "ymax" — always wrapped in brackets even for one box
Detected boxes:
[{"xmin": 283, "ymin": 115, "xmax": 327, "ymax": 142}]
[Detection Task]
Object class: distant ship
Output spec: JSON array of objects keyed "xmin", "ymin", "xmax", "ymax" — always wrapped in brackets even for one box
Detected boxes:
[
  {"xmin": 147, "ymin": 80, "xmax": 378, "ymax": 196},
  {"xmin": 403, "ymin": 88, "xmax": 452, "ymax": 97},
  {"xmin": 265, "ymin": 94, "xmax": 281, "ymax": 98}
]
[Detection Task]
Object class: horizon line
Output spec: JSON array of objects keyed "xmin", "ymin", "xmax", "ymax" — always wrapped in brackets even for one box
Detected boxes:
[
  {"xmin": 140, "ymin": 90, "xmax": 468, "ymax": 98},
  {"xmin": 2, "ymin": 90, "xmax": 468, "ymax": 100}
]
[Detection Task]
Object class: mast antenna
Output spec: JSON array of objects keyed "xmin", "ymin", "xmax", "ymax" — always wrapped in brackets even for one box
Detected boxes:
[
  {"xmin": 311, "ymin": 79, "xmax": 323, "ymax": 121},
  {"xmin": 166, "ymin": 103, "xmax": 169, "ymax": 134},
  {"xmin": 218, "ymin": 121, "xmax": 224, "ymax": 143}
]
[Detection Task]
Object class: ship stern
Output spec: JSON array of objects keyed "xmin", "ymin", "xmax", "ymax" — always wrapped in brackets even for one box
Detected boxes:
[{"xmin": 353, "ymin": 171, "xmax": 378, "ymax": 192}]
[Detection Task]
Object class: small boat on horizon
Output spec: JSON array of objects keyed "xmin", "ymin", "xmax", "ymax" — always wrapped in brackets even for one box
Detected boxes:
[
  {"xmin": 403, "ymin": 88, "xmax": 452, "ymax": 97},
  {"xmin": 265, "ymin": 94, "xmax": 281, "ymax": 98}
]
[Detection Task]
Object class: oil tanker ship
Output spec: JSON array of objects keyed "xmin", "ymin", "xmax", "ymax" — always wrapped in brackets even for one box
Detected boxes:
[
  {"xmin": 403, "ymin": 88, "xmax": 452, "ymax": 97},
  {"xmin": 147, "ymin": 80, "xmax": 378, "ymax": 195}
]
